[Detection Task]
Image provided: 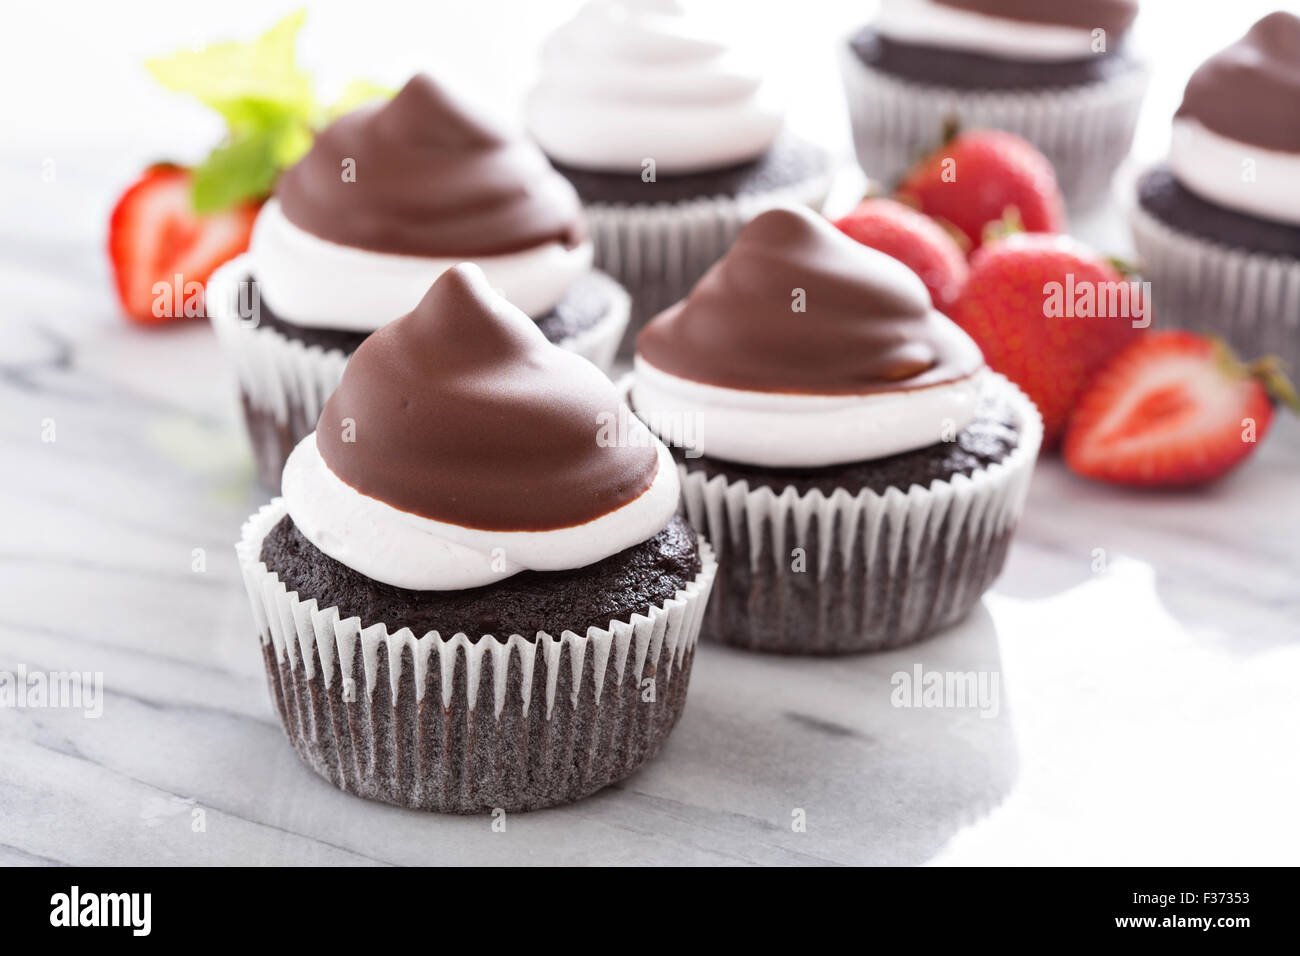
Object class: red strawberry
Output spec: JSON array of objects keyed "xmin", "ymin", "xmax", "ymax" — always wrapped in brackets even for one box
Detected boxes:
[
  {"xmin": 951, "ymin": 234, "xmax": 1147, "ymax": 448},
  {"xmin": 833, "ymin": 198, "xmax": 969, "ymax": 311},
  {"xmin": 1064, "ymin": 332, "xmax": 1298, "ymax": 487},
  {"xmin": 108, "ymin": 165, "xmax": 258, "ymax": 324},
  {"xmin": 895, "ymin": 129, "xmax": 1066, "ymax": 256}
]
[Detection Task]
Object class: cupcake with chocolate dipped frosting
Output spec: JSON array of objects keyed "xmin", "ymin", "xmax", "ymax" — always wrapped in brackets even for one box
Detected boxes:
[
  {"xmin": 237, "ymin": 264, "xmax": 715, "ymax": 813},
  {"xmin": 209, "ymin": 74, "xmax": 631, "ymax": 490},
  {"xmin": 630, "ymin": 206, "xmax": 1041, "ymax": 654},
  {"xmin": 526, "ymin": 0, "xmax": 832, "ymax": 346},
  {"xmin": 841, "ymin": 0, "xmax": 1147, "ymax": 209},
  {"xmin": 1131, "ymin": 12, "xmax": 1300, "ymax": 370}
]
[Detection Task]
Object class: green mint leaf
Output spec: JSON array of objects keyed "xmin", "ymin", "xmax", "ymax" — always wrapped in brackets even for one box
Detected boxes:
[
  {"xmin": 270, "ymin": 119, "xmax": 314, "ymax": 168},
  {"xmin": 191, "ymin": 125, "xmax": 289, "ymax": 213},
  {"xmin": 146, "ymin": 10, "xmax": 315, "ymax": 133},
  {"xmin": 327, "ymin": 79, "xmax": 394, "ymax": 120},
  {"xmin": 147, "ymin": 10, "xmax": 392, "ymax": 213}
]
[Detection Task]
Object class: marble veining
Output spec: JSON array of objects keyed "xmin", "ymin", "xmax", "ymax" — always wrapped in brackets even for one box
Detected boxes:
[{"xmin": 1, "ymin": 152, "xmax": 1297, "ymax": 866}]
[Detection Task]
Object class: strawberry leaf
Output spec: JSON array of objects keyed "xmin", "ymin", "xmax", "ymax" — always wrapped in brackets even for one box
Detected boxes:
[
  {"xmin": 1105, "ymin": 255, "xmax": 1141, "ymax": 279},
  {"xmin": 1248, "ymin": 357, "xmax": 1300, "ymax": 414},
  {"xmin": 981, "ymin": 206, "xmax": 1024, "ymax": 247},
  {"xmin": 1209, "ymin": 337, "xmax": 1300, "ymax": 416}
]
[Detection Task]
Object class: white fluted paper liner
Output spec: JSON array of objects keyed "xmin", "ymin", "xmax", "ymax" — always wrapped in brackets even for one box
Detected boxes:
[
  {"xmin": 839, "ymin": 41, "xmax": 1147, "ymax": 210},
  {"xmin": 630, "ymin": 373, "xmax": 1041, "ymax": 654},
  {"xmin": 236, "ymin": 498, "xmax": 717, "ymax": 812},
  {"xmin": 1130, "ymin": 201, "xmax": 1300, "ymax": 370},
  {"xmin": 208, "ymin": 255, "xmax": 630, "ymax": 489},
  {"xmin": 584, "ymin": 167, "xmax": 833, "ymax": 344}
]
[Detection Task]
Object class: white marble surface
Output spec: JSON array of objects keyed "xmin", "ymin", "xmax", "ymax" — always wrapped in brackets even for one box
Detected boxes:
[
  {"xmin": 2, "ymin": 154, "xmax": 1297, "ymax": 866},
  {"xmin": 2, "ymin": 0, "xmax": 1298, "ymax": 866}
]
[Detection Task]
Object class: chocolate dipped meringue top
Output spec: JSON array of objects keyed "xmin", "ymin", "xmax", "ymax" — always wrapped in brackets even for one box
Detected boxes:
[
  {"xmin": 635, "ymin": 206, "xmax": 984, "ymax": 396},
  {"xmin": 1175, "ymin": 12, "xmax": 1300, "ymax": 154},
  {"xmin": 276, "ymin": 73, "xmax": 584, "ymax": 257},
  {"xmin": 316, "ymin": 264, "xmax": 657, "ymax": 532},
  {"xmin": 933, "ymin": 0, "xmax": 1138, "ymax": 37}
]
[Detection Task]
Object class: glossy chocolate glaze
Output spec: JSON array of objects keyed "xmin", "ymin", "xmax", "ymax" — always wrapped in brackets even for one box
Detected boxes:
[
  {"xmin": 635, "ymin": 206, "xmax": 983, "ymax": 395},
  {"xmin": 316, "ymin": 265, "xmax": 657, "ymax": 531},
  {"xmin": 277, "ymin": 74, "xmax": 584, "ymax": 256},
  {"xmin": 1175, "ymin": 12, "xmax": 1300, "ymax": 154}
]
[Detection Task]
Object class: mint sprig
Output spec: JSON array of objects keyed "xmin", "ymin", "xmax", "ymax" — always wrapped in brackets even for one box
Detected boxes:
[{"xmin": 146, "ymin": 11, "xmax": 389, "ymax": 214}]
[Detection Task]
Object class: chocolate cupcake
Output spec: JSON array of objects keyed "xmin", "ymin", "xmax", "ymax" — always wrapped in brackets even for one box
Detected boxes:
[
  {"xmin": 526, "ymin": 0, "xmax": 832, "ymax": 345},
  {"xmin": 209, "ymin": 74, "xmax": 631, "ymax": 489},
  {"xmin": 236, "ymin": 264, "xmax": 715, "ymax": 813},
  {"xmin": 629, "ymin": 207, "xmax": 1041, "ymax": 654},
  {"xmin": 841, "ymin": 0, "xmax": 1147, "ymax": 209},
  {"xmin": 1131, "ymin": 12, "xmax": 1300, "ymax": 370}
]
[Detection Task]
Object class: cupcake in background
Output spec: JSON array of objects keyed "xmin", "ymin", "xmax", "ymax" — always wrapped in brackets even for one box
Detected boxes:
[
  {"xmin": 238, "ymin": 264, "xmax": 715, "ymax": 812},
  {"xmin": 209, "ymin": 74, "xmax": 630, "ymax": 489},
  {"xmin": 629, "ymin": 206, "xmax": 1041, "ymax": 654},
  {"xmin": 527, "ymin": 0, "xmax": 832, "ymax": 342},
  {"xmin": 841, "ymin": 0, "xmax": 1147, "ymax": 209},
  {"xmin": 1131, "ymin": 12, "xmax": 1300, "ymax": 372}
]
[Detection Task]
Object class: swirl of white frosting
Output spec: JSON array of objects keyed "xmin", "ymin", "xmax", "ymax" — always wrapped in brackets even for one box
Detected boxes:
[
  {"xmin": 281, "ymin": 426, "xmax": 681, "ymax": 591},
  {"xmin": 526, "ymin": 0, "xmax": 783, "ymax": 174},
  {"xmin": 874, "ymin": 0, "xmax": 1101, "ymax": 62},
  {"xmin": 631, "ymin": 359, "xmax": 985, "ymax": 469},
  {"xmin": 249, "ymin": 199, "xmax": 593, "ymax": 328},
  {"xmin": 1168, "ymin": 119, "xmax": 1300, "ymax": 227}
]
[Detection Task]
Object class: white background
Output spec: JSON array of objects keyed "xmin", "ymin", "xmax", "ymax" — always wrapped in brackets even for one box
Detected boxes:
[
  {"xmin": 0, "ymin": 1, "xmax": 1296, "ymax": 867},
  {"xmin": 0, "ymin": 0, "xmax": 1288, "ymax": 185}
]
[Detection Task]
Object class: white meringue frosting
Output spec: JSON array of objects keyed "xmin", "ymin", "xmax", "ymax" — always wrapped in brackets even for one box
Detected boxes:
[{"xmin": 526, "ymin": 0, "xmax": 783, "ymax": 175}]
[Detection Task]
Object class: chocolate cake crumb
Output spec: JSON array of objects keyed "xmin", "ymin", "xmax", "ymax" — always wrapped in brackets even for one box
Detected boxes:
[
  {"xmin": 550, "ymin": 135, "xmax": 826, "ymax": 206},
  {"xmin": 848, "ymin": 27, "xmax": 1140, "ymax": 91},
  {"xmin": 260, "ymin": 514, "xmax": 701, "ymax": 640},
  {"xmin": 667, "ymin": 391, "xmax": 1022, "ymax": 496},
  {"xmin": 1137, "ymin": 166, "xmax": 1300, "ymax": 258}
]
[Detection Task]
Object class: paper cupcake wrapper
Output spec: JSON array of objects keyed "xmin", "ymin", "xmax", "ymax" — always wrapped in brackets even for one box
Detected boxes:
[
  {"xmin": 208, "ymin": 255, "xmax": 630, "ymax": 490},
  {"xmin": 839, "ymin": 42, "xmax": 1147, "ymax": 210},
  {"xmin": 236, "ymin": 499, "xmax": 717, "ymax": 813},
  {"xmin": 1130, "ymin": 202, "xmax": 1300, "ymax": 370},
  {"xmin": 663, "ymin": 373, "xmax": 1041, "ymax": 655},
  {"xmin": 583, "ymin": 169, "xmax": 833, "ymax": 347}
]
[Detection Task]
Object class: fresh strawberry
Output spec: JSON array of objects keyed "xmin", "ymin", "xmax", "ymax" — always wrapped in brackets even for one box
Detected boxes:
[
  {"xmin": 1064, "ymin": 332, "xmax": 1298, "ymax": 487},
  {"xmin": 108, "ymin": 165, "xmax": 258, "ymax": 324},
  {"xmin": 895, "ymin": 129, "xmax": 1066, "ymax": 256},
  {"xmin": 833, "ymin": 198, "xmax": 970, "ymax": 311},
  {"xmin": 951, "ymin": 234, "xmax": 1147, "ymax": 448}
]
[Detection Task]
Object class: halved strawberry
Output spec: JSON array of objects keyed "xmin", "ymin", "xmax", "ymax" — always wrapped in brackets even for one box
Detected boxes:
[
  {"xmin": 1063, "ymin": 331, "xmax": 1299, "ymax": 487},
  {"xmin": 107, "ymin": 165, "xmax": 258, "ymax": 324}
]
